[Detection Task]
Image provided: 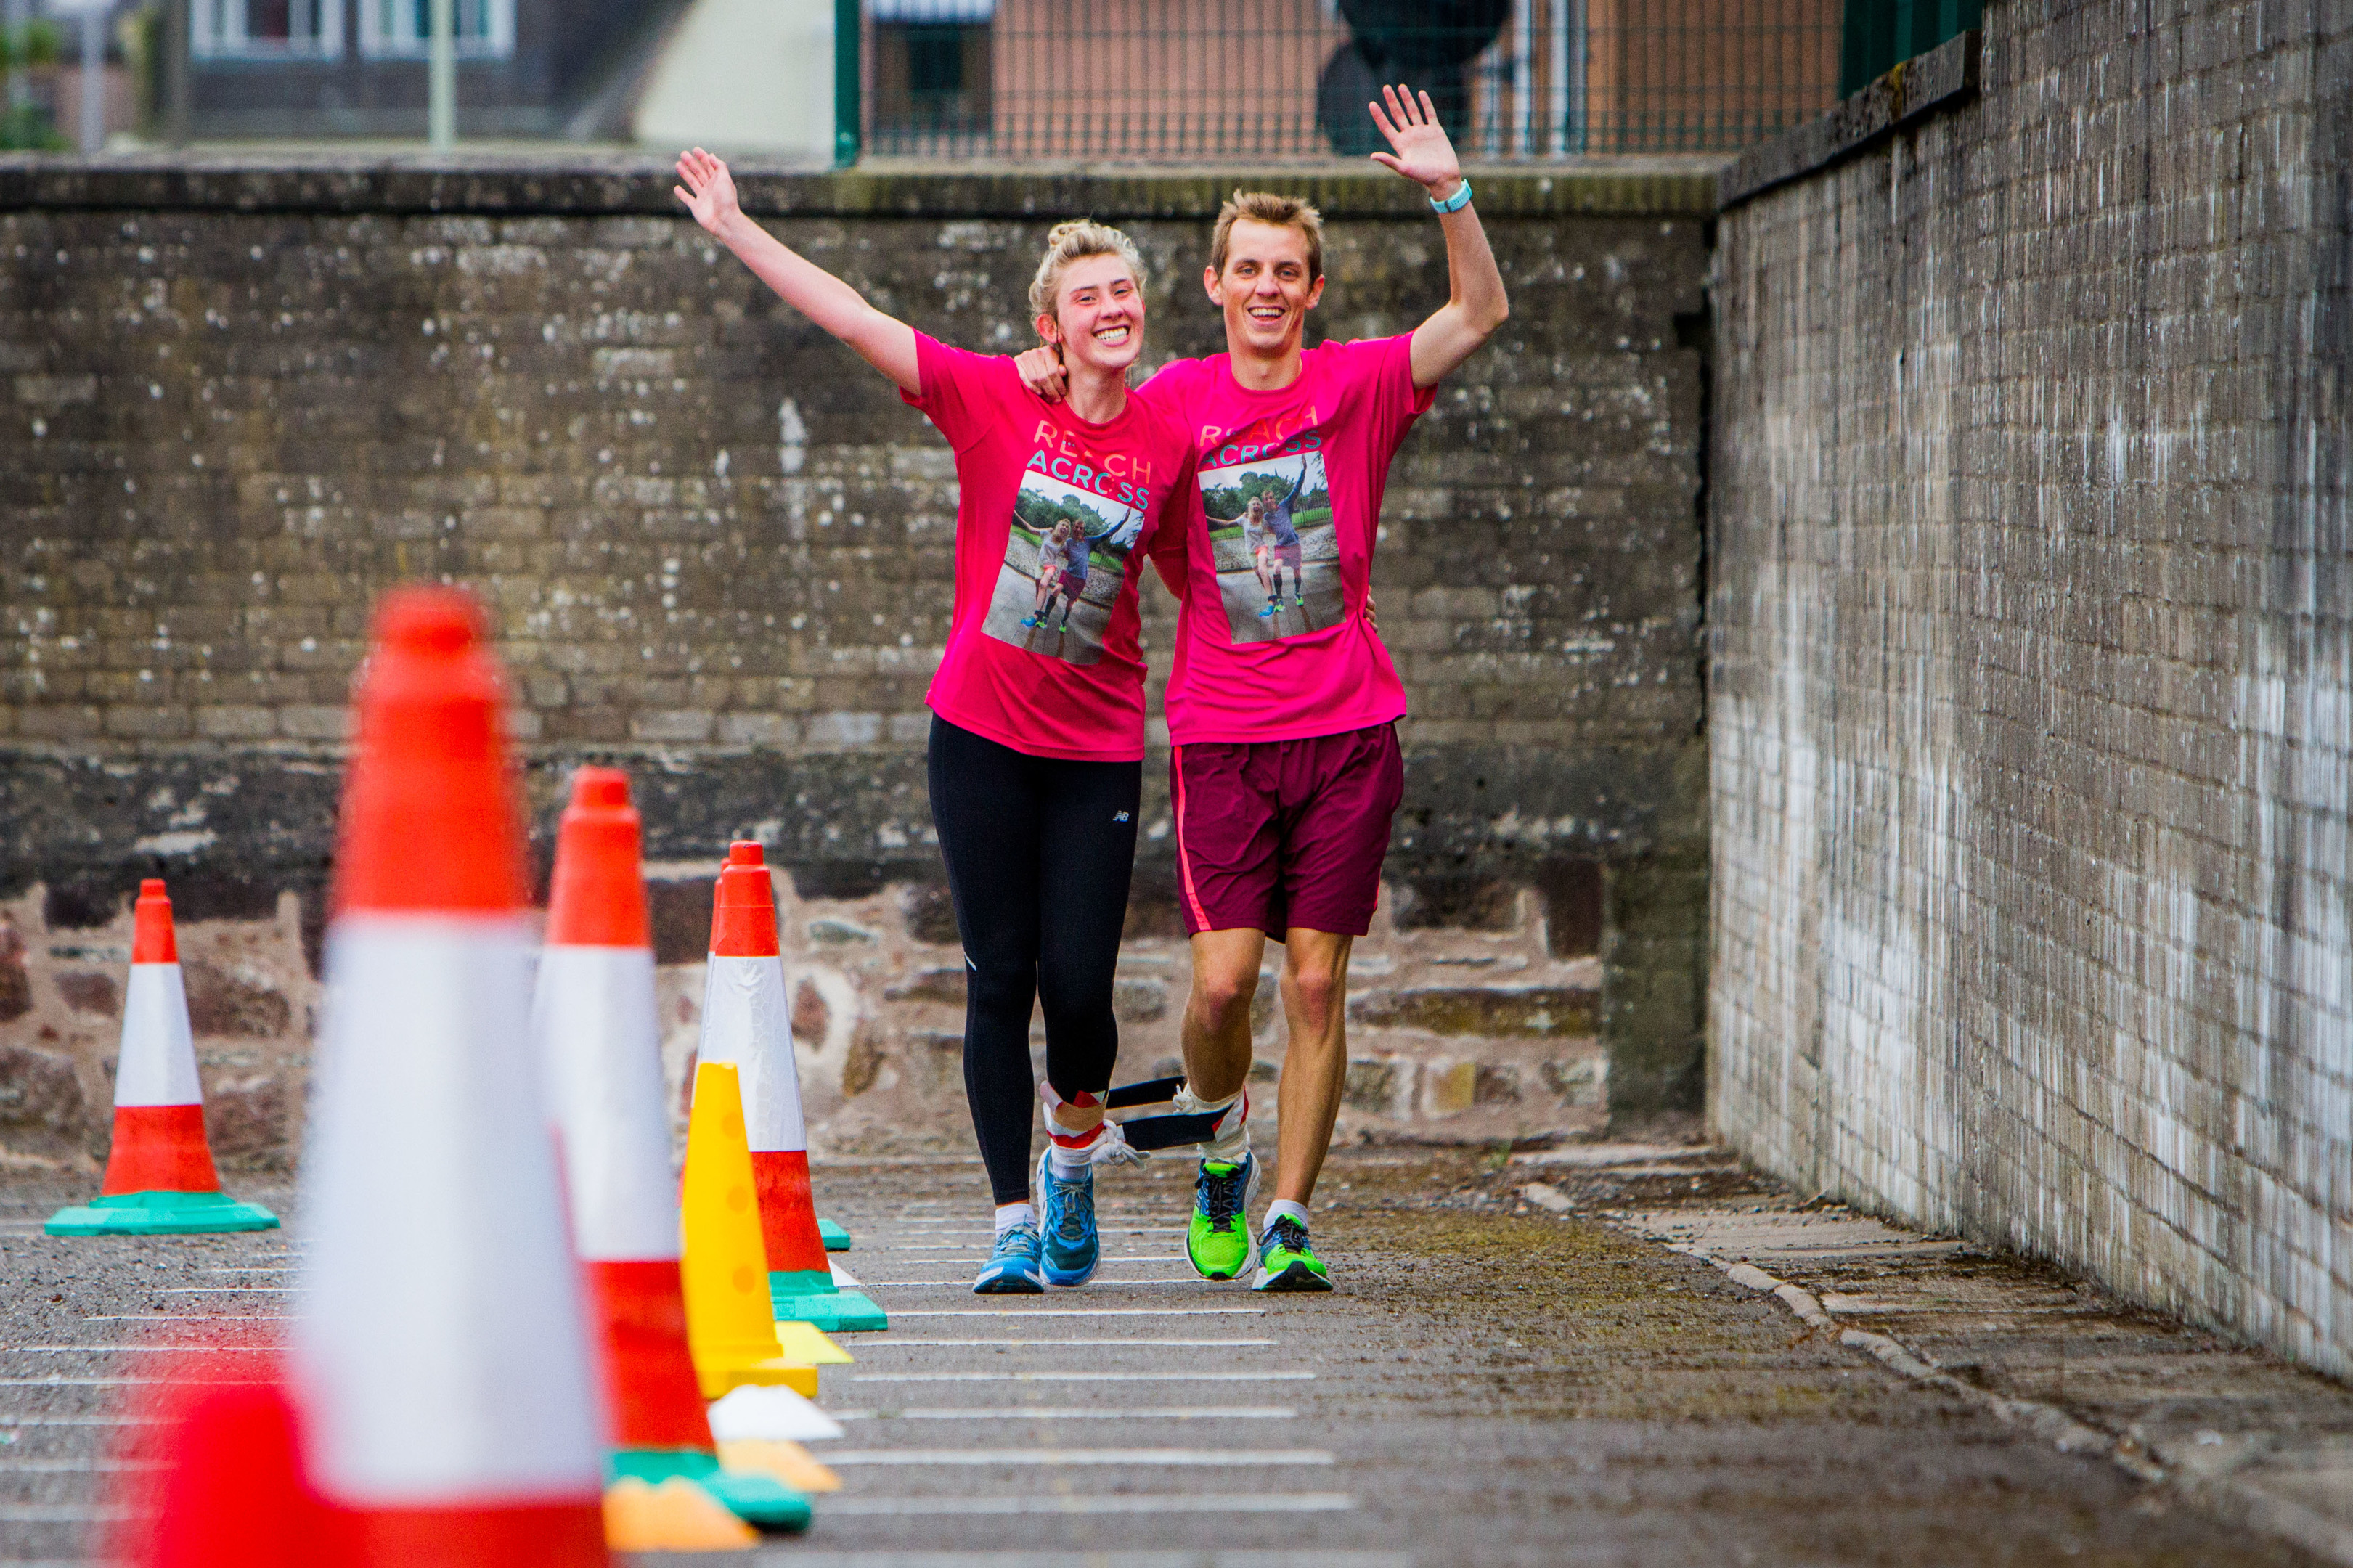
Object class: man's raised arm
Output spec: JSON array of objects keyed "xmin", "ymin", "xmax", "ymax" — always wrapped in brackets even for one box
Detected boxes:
[{"xmin": 1365, "ymin": 86, "xmax": 1509, "ymax": 390}]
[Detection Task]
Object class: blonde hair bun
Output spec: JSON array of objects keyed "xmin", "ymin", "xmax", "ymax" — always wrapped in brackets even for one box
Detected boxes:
[{"xmin": 1029, "ymin": 219, "xmax": 1148, "ymax": 326}]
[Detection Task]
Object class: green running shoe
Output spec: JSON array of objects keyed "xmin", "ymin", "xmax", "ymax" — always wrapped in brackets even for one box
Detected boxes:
[
  {"xmin": 1252, "ymin": 1212, "xmax": 1331, "ymax": 1292},
  {"xmin": 1186, "ymin": 1152, "xmax": 1259, "ymax": 1281}
]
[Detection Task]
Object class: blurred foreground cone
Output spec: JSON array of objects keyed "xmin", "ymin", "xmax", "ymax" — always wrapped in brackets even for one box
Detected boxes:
[
  {"xmin": 46, "ymin": 881, "xmax": 279, "ymax": 1236},
  {"xmin": 533, "ymin": 767, "xmax": 810, "ymax": 1536},
  {"xmin": 682, "ymin": 1060, "xmax": 820, "ymax": 1398},
  {"xmin": 119, "ymin": 1363, "xmax": 323, "ymax": 1568},
  {"xmin": 693, "ymin": 843, "xmax": 885, "ymax": 1331},
  {"xmin": 291, "ymin": 587, "xmax": 608, "ymax": 1565}
]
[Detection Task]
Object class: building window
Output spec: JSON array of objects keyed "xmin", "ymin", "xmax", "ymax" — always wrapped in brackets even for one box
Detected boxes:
[
  {"xmin": 872, "ymin": 0, "xmax": 992, "ymax": 142},
  {"xmin": 193, "ymin": 0, "xmax": 343, "ymax": 60},
  {"xmin": 361, "ymin": 0, "xmax": 517, "ymax": 60}
]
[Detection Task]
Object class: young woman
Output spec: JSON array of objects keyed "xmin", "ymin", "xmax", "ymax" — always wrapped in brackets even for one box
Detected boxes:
[{"xmin": 674, "ymin": 150, "xmax": 1194, "ymax": 1294}]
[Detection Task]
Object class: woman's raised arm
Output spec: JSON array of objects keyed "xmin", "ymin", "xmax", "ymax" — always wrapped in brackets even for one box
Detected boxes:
[{"xmin": 675, "ymin": 147, "xmax": 921, "ymax": 394}]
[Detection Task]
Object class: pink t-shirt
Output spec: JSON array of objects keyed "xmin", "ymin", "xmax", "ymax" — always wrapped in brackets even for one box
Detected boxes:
[
  {"xmin": 1140, "ymin": 335, "xmax": 1434, "ymax": 744},
  {"xmin": 901, "ymin": 332, "xmax": 1193, "ymax": 761}
]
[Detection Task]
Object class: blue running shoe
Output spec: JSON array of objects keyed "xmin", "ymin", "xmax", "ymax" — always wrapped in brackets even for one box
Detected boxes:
[
  {"xmin": 1036, "ymin": 1146, "xmax": 1100, "ymax": 1287},
  {"xmin": 1258, "ymin": 601, "xmax": 1279, "ymax": 618},
  {"xmin": 974, "ymin": 1222, "xmax": 1045, "ymax": 1294}
]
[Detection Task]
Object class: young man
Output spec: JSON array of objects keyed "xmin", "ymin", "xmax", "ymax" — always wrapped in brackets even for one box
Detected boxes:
[{"xmin": 1025, "ymin": 85, "xmax": 1508, "ymax": 1291}]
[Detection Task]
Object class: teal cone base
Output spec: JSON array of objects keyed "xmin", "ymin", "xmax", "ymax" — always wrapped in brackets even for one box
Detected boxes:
[
  {"xmin": 608, "ymin": 1448, "xmax": 810, "ymax": 1532},
  {"xmin": 769, "ymin": 1270, "xmax": 886, "ymax": 1331},
  {"xmin": 819, "ymin": 1217, "xmax": 851, "ymax": 1251},
  {"xmin": 46, "ymin": 1189, "xmax": 280, "ymax": 1237}
]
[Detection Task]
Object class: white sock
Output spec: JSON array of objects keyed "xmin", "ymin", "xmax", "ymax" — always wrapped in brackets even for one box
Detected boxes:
[
  {"xmin": 1263, "ymin": 1199, "xmax": 1309, "ymax": 1232},
  {"xmin": 1047, "ymin": 1122, "xmax": 1102, "ymax": 1180},
  {"xmin": 994, "ymin": 1201, "xmax": 1035, "ymax": 1236},
  {"xmin": 1188, "ymin": 1088, "xmax": 1248, "ymax": 1163}
]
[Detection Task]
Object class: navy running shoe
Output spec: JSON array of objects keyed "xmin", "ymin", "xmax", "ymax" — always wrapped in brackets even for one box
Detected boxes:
[
  {"xmin": 1037, "ymin": 1146, "xmax": 1101, "ymax": 1287},
  {"xmin": 974, "ymin": 1222, "xmax": 1045, "ymax": 1294}
]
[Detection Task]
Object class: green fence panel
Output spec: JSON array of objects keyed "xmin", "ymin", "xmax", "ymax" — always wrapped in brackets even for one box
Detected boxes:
[{"xmin": 1838, "ymin": 0, "xmax": 1981, "ymax": 97}]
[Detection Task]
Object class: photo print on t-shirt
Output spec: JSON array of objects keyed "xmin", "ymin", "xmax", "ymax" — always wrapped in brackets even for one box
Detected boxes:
[
  {"xmin": 1198, "ymin": 444, "xmax": 1334, "ymax": 643},
  {"xmin": 984, "ymin": 467, "xmax": 1149, "ymax": 666}
]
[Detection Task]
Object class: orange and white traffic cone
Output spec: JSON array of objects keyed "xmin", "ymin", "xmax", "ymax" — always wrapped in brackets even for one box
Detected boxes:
[
  {"xmin": 46, "ymin": 880, "xmax": 279, "ymax": 1237},
  {"xmin": 288, "ymin": 586, "xmax": 608, "ymax": 1565},
  {"xmin": 532, "ymin": 766, "xmax": 810, "ymax": 1536},
  {"xmin": 692, "ymin": 842, "xmax": 885, "ymax": 1332}
]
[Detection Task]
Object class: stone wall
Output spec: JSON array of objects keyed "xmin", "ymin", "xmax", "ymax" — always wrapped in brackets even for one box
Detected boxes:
[
  {"xmin": 0, "ymin": 155, "xmax": 1710, "ymax": 1172},
  {"xmin": 1711, "ymin": 7, "xmax": 2353, "ymax": 1371}
]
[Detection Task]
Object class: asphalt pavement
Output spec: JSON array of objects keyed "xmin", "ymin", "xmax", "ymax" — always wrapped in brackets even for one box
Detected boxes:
[{"xmin": 0, "ymin": 1149, "xmax": 2343, "ymax": 1566}]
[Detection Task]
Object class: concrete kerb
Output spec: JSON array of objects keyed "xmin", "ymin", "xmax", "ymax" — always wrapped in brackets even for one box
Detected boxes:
[{"xmin": 1643, "ymin": 1230, "xmax": 2353, "ymax": 1567}]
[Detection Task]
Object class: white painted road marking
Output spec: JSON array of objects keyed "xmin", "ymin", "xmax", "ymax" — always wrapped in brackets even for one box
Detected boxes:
[
  {"xmin": 833, "ymin": 1407, "xmax": 1294, "ymax": 1420},
  {"xmin": 820, "ymin": 1447, "xmax": 1333, "ymax": 1466},
  {"xmin": 83, "ymin": 1315, "xmax": 291, "ymax": 1323},
  {"xmin": 807, "ymin": 1493, "xmax": 1357, "ymax": 1516},
  {"xmin": 857, "ymin": 1338, "xmax": 1277, "ymax": 1348},
  {"xmin": 12, "ymin": 1345, "xmax": 280, "ymax": 1353},
  {"xmin": 880, "ymin": 1271, "xmax": 1214, "ymax": 1281},
  {"xmin": 0, "ymin": 1458, "xmax": 162, "ymax": 1471},
  {"xmin": 884, "ymin": 1299, "xmax": 1261, "ymax": 1309},
  {"xmin": 843, "ymin": 1371, "xmax": 1316, "ymax": 1383}
]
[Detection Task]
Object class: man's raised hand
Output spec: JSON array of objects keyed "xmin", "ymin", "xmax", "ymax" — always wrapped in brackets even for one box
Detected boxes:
[
  {"xmin": 674, "ymin": 147, "xmax": 742, "ymax": 237},
  {"xmin": 1367, "ymin": 85, "xmax": 1463, "ymax": 199},
  {"xmin": 1015, "ymin": 343, "xmax": 1070, "ymax": 404}
]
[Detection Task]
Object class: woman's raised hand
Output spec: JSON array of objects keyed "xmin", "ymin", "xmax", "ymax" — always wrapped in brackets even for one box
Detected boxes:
[{"xmin": 674, "ymin": 147, "xmax": 742, "ymax": 237}]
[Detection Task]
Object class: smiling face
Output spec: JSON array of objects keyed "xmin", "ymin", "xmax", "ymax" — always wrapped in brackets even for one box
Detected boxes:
[
  {"xmin": 1205, "ymin": 218, "xmax": 1325, "ymax": 362},
  {"xmin": 1037, "ymin": 253, "xmax": 1146, "ymax": 377}
]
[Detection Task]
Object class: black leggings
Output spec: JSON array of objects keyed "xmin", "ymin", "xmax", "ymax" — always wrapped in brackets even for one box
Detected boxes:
[{"xmin": 927, "ymin": 715, "xmax": 1141, "ymax": 1204}]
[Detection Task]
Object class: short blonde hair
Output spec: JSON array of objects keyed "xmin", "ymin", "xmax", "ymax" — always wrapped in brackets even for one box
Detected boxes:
[
  {"xmin": 1029, "ymin": 219, "xmax": 1147, "ymax": 324},
  {"xmin": 1210, "ymin": 190, "xmax": 1324, "ymax": 282}
]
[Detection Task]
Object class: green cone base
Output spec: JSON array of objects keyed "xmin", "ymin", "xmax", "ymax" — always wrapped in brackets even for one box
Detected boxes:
[
  {"xmin": 608, "ymin": 1448, "xmax": 810, "ymax": 1532},
  {"xmin": 769, "ymin": 1270, "xmax": 886, "ymax": 1332},
  {"xmin": 46, "ymin": 1189, "xmax": 280, "ymax": 1237},
  {"xmin": 819, "ymin": 1217, "xmax": 852, "ymax": 1251}
]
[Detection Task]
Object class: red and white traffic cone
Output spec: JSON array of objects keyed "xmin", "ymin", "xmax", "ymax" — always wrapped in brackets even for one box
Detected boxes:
[
  {"xmin": 46, "ymin": 879, "xmax": 279, "ymax": 1237},
  {"xmin": 115, "ymin": 1359, "xmax": 324, "ymax": 1568},
  {"xmin": 532, "ymin": 767, "xmax": 809, "ymax": 1536},
  {"xmin": 692, "ymin": 842, "xmax": 885, "ymax": 1332},
  {"xmin": 288, "ymin": 586, "xmax": 608, "ymax": 1564}
]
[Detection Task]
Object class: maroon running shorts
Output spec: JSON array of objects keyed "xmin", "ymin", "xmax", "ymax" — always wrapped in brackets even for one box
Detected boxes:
[{"xmin": 1170, "ymin": 724, "xmax": 1404, "ymax": 937}]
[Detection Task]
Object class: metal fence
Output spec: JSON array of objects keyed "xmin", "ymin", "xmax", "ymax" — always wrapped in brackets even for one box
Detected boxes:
[{"xmin": 857, "ymin": 0, "xmax": 1842, "ymax": 163}]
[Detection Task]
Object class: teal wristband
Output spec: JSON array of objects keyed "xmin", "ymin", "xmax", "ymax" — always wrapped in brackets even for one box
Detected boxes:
[{"xmin": 1428, "ymin": 178, "xmax": 1473, "ymax": 215}]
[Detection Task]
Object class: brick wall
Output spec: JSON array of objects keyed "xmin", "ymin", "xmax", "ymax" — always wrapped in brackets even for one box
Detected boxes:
[
  {"xmin": 1711, "ymin": 5, "xmax": 2353, "ymax": 1371},
  {"xmin": 0, "ymin": 157, "xmax": 1709, "ymax": 1172}
]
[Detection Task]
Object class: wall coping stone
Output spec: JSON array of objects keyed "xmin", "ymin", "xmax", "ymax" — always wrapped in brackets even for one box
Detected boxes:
[
  {"xmin": 1717, "ymin": 30, "xmax": 1981, "ymax": 211},
  {"xmin": 0, "ymin": 153, "xmax": 1718, "ymax": 220}
]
